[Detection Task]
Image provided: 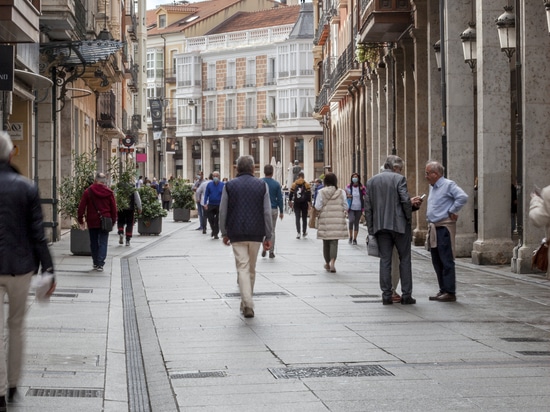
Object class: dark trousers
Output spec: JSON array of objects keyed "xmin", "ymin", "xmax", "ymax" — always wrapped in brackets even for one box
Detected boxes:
[
  {"xmin": 430, "ymin": 226, "xmax": 456, "ymax": 294},
  {"xmin": 197, "ymin": 202, "xmax": 207, "ymax": 229},
  {"xmin": 89, "ymin": 228, "xmax": 109, "ymax": 268},
  {"xmin": 294, "ymin": 202, "xmax": 309, "ymax": 234},
  {"xmin": 377, "ymin": 227, "xmax": 412, "ymax": 300},
  {"xmin": 207, "ymin": 205, "xmax": 220, "ymax": 236},
  {"xmin": 117, "ymin": 209, "xmax": 135, "ymax": 240},
  {"xmin": 162, "ymin": 200, "xmax": 170, "ymax": 210}
]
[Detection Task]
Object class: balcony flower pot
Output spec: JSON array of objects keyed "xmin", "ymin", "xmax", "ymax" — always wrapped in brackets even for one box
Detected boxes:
[
  {"xmin": 137, "ymin": 186, "xmax": 167, "ymax": 235},
  {"xmin": 173, "ymin": 207, "xmax": 191, "ymax": 222},
  {"xmin": 170, "ymin": 178, "xmax": 195, "ymax": 222},
  {"xmin": 137, "ymin": 216, "xmax": 163, "ymax": 235}
]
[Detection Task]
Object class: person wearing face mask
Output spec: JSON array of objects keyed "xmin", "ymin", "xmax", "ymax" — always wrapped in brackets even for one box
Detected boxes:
[
  {"xmin": 345, "ymin": 173, "xmax": 367, "ymax": 245},
  {"xmin": 192, "ymin": 171, "xmax": 205, "ymax": 231},
  {"xmin": 203, "ymin": 171, "xmax": 225, "ymax": 239}
]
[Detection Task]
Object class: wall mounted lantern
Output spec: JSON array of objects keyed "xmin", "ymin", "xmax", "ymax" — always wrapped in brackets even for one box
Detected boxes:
[
  {"xmin": 496, "ymin": 6, "xmax": 516, "ymax": 60},
  {"xmin": 433, "ymin": 40, "xmax": 441, "ymax": 70},
  {"xmin": 460, "ymin": 22, "xmax": 477, "ymax": 71},
  {"xmin": 231, "ymin": 140, "xmax": 237, "ymax": 150},
  {"xmin": 251, "ymin": 139, "xmax": 257, "ymax": 150},
  {"xmin": 545, "ymin": 1, "xmax": 550, "ymax": 35}
]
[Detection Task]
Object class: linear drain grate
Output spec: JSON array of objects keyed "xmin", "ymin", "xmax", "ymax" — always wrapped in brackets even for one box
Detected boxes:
[
  {"xmin": 29, "ymin": 292, "xmax": 78, "ymax": 298},
  {"xmin": 171, "ymin": 371, "xmax": 227, "ymax": 379},
  {"xmin": 516, "ymin": 351, "xmax": 550, "ymax": 356},
  {"xmin": 350, "ymin": 294, "xmax": 380, "ymax": 298},
  {"xmin": 224, "ymin": 291, "xmax": 288, "ymax": 298},
  {"xmin": 292, "ymin": 274, "xmax": 318, "ymax": 277},
  {"xmin": 501, "ymin": 337, "xmax": 548, "ymax": 342},
  {"xmin": 269, "ymin": 365, "xmax": 394, "ymax": 379},
  {"xmin": 143, "ymin": 255, "xmax": 189, "ymax": 260},
  {"xmin": 27, "ymin": 388, "xmax": 103, "ymax": 398},
  {"xmin": 55, "ymin": 288, "xmax": 93, "ymax": 294},
  {"xmin": 352, "ymin": 300, "xmax": 382, "ymax": 303}
]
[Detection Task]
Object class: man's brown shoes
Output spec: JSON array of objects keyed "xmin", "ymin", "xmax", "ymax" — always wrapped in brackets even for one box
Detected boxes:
[{"xmin": 430, "ymin": 292, "xmax": 456, "ymax": 302}]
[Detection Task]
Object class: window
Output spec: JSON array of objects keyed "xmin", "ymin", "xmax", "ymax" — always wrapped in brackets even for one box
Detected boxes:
[
  {"xmin": 225, "ymin": 97, "xmax": 236, "ymax": 129},
  {"xmin": 289, "ymin": 44, "xmax": 297, "ymax": 76},
  {"xmin": 246, "ymin": 59, "xmax": 256, "ymax": 87},
  {"xmin": 267, "ymin": 57, "xmax": 276, "ymax": 85},
  {"xmin": 245, "ymin": 95, "xmax": 257, "ymax": 128},
  {"xmin": 204, "ymin": 99, "xmax": 216, "ymax": 130},
  {"xmin": 159, "ymin": 14, "xmax": 166, "ymax": 28},
  {"xmin": 299, "ymin": 44, "xmax": 313, "ymax": 76},
  {"xmin": 278, "ymin": 45, "xmax": 289, "ymax": 78},
  {"xmin": 146, "ymin": 49, "xmax": 163, "ymax": 80},
  {"xmin": 206, "ymin": 63, "xmax": 216, "ymax": 90},
  {"xmin": 226, "ymin": 61, "xmax": 236, "ymax": 89},
  {"xmin": 314, "ymin": 138, "xmax": 324, "ymax": 162}
]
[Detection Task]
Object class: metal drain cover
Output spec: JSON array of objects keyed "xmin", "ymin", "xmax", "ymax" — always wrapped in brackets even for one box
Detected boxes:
[
  {"xmin": 27, "ymin": 388, "xmax": 103, "ymax": 398},
  {"xmin": 171, "ymin": 371, "xmax": 227, "ymax": 379},
  {"xmin": 516, "ymin": 351, "xmax": 550, "ymax": 356},
  {"xmin": 224, "ymin": 291, "xmax": 288, "ymax": 298},
  {"xmin": 269, "ymin": 365, "xmax": 394, "ymax": 379},
  {"xmin": 501, "ymin": 337, "xmax": 548, "ymax": 342}
]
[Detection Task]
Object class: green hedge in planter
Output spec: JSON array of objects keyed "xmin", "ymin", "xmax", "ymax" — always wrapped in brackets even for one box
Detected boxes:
[
  {"xmin": 138, "ymin": 186, "xmax": 167, "ymax": 221},
  {"xmin": 171, "ymin": 178, "xmax": 196, "ymax": 210}
]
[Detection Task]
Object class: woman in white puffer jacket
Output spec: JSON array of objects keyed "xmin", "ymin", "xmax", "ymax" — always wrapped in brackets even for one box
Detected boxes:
[
  {"xmin": 529, "ymin": 185, "xmax": 550, "ymax": 277},
  {"xmin": 314, "ymin": 173, "xmax": 349, "ymax": 273}
]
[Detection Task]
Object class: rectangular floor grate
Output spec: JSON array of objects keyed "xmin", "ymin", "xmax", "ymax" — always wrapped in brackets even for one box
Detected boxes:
[
  {"xmin": 224, "ymin": 291, "xmax": 288, "ymax": 298},
  {"xmin": 269, "ymin": 365, "xmax": 394, "ymax": 379},
  {"xmin": 501, "ymin": 337, "xmax": 548, "ymax": 342},
  {"xmin": 171, "ymin": 371, "xmax": 226, "ymax": 379},
  {"xmin": 352, "ymin": 300, "xmax": 382, "ymax": 304},
  {"xmin": 350, "ymin": 294, "xmax": 380, "ymax": 298},
  {"xmin": 516, "ymin": 351, "xmax": 550, "ymax": 356},
  {"xmin": 27, "ymin": 388, "xmax": 103, "ymax": 398}
]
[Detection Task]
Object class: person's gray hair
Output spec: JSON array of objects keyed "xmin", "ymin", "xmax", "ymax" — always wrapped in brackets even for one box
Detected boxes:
[
  {"xmin": 236, "ymin": 155, "xmax": 255, "ymax": 174},
  {"xmin": 384, "ymin": 155, "xmax": 403, "ymax": 172},
  {"xmin": 426, "ymin": 160, "xmax": 444, "ymax": 176},
  {"xmin": 95, "ymin": 172, "xmax": 107, "ymax": 184},
  {"xmin": 0, "ymin": 131, "xmax": 14, "ymax": 163}
]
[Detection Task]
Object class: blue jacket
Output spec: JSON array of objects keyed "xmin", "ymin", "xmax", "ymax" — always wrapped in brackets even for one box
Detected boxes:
[
  {"xmin": 261, "ymin": 177, "xmax": 284, "ymax": 213},
  {"xmin": 204, "ymin": 180, "xmax": 224, "ymax": 206}
]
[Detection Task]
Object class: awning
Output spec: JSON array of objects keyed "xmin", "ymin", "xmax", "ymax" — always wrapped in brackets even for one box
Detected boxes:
[
  {"xmin": 40, "ymin": 40, "xmax": 125, "ymax": 67},
  {"xmin": 14, "ymin": 69, "xmax": 53, "ymax": 90}
]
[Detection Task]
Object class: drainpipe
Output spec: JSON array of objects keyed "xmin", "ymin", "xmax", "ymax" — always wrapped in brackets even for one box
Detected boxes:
[{"xmin": 439, "ymin": 0, "xmax": 447, "ymax": 171}]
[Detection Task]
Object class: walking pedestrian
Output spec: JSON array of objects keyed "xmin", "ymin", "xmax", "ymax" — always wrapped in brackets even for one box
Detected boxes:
[
  {"xmin": 220, "ymin": 156, "xmax": 272, "ymax": 318},
  {"xmin": 203, "ymin": 171, "xmax": 224, "ymax": 239},
  {"xmin": 261, "ymin": 164, "xmax": 284, "ymax": 258},
  {"xmin": 289, "ymin": 171, "xmax": 312, "ymax": 239},
  {"xmin": 365, "ymin": 155, "xmax": 416, "ymax": 305},
  {"xmin": 161, "ymin": 183, "xmax": 172, "ymax": 210},
  {"xmin": 117, "ymin": 185, "xmax": 142, "ymax": 247},
  {"xmin": 196, "ymin": 175, "xmax": 210, "ymax": 234},
  {"xmin": 192, "ymin": 171, "xmax": 205, "ymax": 230},
  {"xmin": 425, "ymin": 160, "xmax": 468, "ymax": 302},
  {"xmin": 529, "ymin": 184, "xmax": 550, "ymax": 277},
  {"xmin": 345, "ymin": 172, "xmax": 366, "ymax": 245},
  {"xmin": 0, "ymin": 131, "xmax": 56, "ymax": 408},
  {"xmin": 291, "ymin": 159, "xmax": 301, "ymax": 182},
  {"xmin": 78, "ymin": 172, "xmax": 118, "ymax": 271},
  {"xmin": 314, "ymin": 173, "xmax": 348, "ymax": 273}
]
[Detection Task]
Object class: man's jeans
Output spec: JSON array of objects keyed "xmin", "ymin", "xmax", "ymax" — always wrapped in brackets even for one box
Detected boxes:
[
  {"xmin": 232, "ymin": 242, "xmax": 261, "ymax": 309},
  {"xmin": 269, "ymin": 209, "xmax": 279, "ymax": 252},
  {"xmin": 89, "ymin": 228, "xmax": 109, "ymax": 267},
  {"xmin": 196, "ymin": 202, "xmax": 206, "ymax": 229}
]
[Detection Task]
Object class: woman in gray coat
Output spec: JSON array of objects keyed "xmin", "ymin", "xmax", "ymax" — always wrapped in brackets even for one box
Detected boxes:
[{"xmin": 314, "ymin": 173, "xmax": 348, "ymax": 272}]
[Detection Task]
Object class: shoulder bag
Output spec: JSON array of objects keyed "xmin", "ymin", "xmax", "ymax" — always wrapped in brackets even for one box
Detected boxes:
[
  {"xmin": 532, "ymin": 239, "xmax": 549, "ymax": 272},
  {"xmin": 89, "ymin": 189, "xmax": 113, "ymax": 232}
]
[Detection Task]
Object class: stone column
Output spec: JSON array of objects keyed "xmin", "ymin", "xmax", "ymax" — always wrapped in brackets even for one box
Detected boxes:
[
  {"xmin": 515, "ymin": 0, "xmax": 550, "ymax": 274},
  {"xmin": 182, "ymin": 137, "xmax": 193, "ymax": 179},
  {"xmin": 472, "ymin": 0, "xmax": 515, "ymax": 264},
  {"xmin": 37, "ymin": 94, "xmax": 56, "ymax": 240},
  {"xmin": 442, "ymin": 0, "xmax": 477, "ymax": 256},
  {"xmin": 219, "ymin": 138, "xmax": 231, "ymax": 179},
  {"xmin": 369, "ymin": 74, "xmax": 378, "ymax": 175},
  {"xmin": 377, "ymin": 66, "xmax": 388, "ymax": 168},
  {"xmin": 201, "ymin": 140, "xmax": 213, "ymax": 176}
]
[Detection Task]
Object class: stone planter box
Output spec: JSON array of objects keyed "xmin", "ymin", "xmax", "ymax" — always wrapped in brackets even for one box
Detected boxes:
[
  {"xmin": 70, "ymin": 227, "xmax": 91, "ymax": 256},
  {"xmin": 138, "ymin": 216, "xmax": 163, "ymax": 235},
  {"xmin": 173, "ymin": 208, "xmax": 191, "ymax": 222}
]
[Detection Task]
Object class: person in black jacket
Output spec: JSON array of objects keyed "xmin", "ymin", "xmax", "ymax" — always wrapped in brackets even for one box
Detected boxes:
[
  {"xmin": 0, "ymin": 131, "xmax": 55, "ymax": 407},
  {"xmin": 219, "ymin": 155, "xmax": 272, "ymax": 318}
]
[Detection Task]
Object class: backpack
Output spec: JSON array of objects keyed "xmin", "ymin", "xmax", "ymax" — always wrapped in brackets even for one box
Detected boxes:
[{"xmin": 294, "ymin": 183, "xmax": 308, "ymax": 203}]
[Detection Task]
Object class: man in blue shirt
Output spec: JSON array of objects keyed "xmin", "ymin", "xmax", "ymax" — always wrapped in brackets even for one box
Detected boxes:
[
  {"xmin": 425, "ymin": 161, "xmax": 468, "ymax": 302},
  {"xmin": 261, "ymin": 164, "xmax": 284, "ymax": 258},
  {"xmin": 203, "ymin": 171, "xmax": 224, "ymax": 239}
]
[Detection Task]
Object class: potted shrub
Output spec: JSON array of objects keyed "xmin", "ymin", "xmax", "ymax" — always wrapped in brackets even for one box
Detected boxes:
[
  {"xmin": 137, "ymin": 185, "xmax": 167, "ymax": 235},
  {"xmin": 58, "ymin": 151, "xmax": 97, "ymax": 255},
  {"xmin": 171, "ymin": 178, "xmax": 195, "ymax": 222}
]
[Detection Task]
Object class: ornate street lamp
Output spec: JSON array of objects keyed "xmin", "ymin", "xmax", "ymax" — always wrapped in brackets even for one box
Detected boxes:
[
  {"xmin": 433, "ymin": 40, "xmax": 441, "ymax": 71},
  {"xmin": 496, "ymin": 6, "xmax": 516, "ymax": 60},
  {"xmin": 545, "ymin": 1, "xmax": 550, "ymax": 35},
  {"xmin": 251, "ymin": 139, "xmax": 257, "ymax": 149},
  {"xmin": 460, "ymin": 23, "xmax": 477, "ymax": 71},
  {"xmin": 231, "ymin": 140, "xmax": 237, "ymax": 150},
  {"xmin": 193, "ymin": 140, "xmax": 201, "ymax": 152},
  {"xmin": 174, "ymin": 139, "xmax": 180, "ymax": 151},
  {"xmin": 211, "ymin": 140, "xmax": 219, "ymax": 151}
]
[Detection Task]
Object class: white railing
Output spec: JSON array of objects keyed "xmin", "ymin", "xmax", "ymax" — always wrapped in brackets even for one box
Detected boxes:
[{"xmin": 184, "ymin": 25, "xmax": 294, "ymax": 52}]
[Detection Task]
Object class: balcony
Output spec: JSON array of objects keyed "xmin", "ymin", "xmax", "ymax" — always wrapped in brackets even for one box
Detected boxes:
[
  {"xmin": 243, "ymin": 115, "xmax": 257, "ymax": 129},
  {"xmin": 359, "ymin": 0, "xmax": 412, "ymax": 43},
  {"xmin": 40, "ymin": 0, "xmax": 87, "ymax": 41},
  {"xmin": 223, "ymin": 117, "xmax": 237, "ymax": 130},
  {"xmin": 244, "ymin": 74, "xmax": 256, "ymax": 88},
  {"xmin": 97, "ymin": 91, "xmax": 116, "ymax": 129},
  {"xmin": 313, "ymin": 10, "xmax": 330, "ymax": 46},
  {"xmin": 329, "ymin": 43, "xmax": 362, "ymax": 102},
  {"xmin": 203, "ymin": 118, "xmax": 217, "ymax": 131},
  {"xmin": 165, "ymin": 68, "xmax": 176, "ymax": 84},
  {"xmin": 0, "ymin": 0, "xmax": 41, "ymax": 42}
]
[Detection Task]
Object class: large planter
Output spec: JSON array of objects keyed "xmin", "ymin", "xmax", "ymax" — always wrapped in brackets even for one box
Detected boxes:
[
  {"xmin": 173, "ymin": 208, "xmax": 191, "ymax": 222},
  {"xmin": 138, "ymin": 216, "xmax": 163, "ymax": 235},
  {"xmin": 70, "ymin": 227, "xmax": 91, "ymax": 256}
]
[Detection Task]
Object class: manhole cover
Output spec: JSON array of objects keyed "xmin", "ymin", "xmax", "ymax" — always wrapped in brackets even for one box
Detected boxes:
[
  {"xmin": 516, "ymin": 351, "xmax": 550, "ymax": 356},
  {"xmin": 171, "ymin": 371, "xmax": 226, "ymax": 379},
  {"xmin": 268, "ymin": 365, "xmax": 393, "ymax": 379},
  {"xmin": 27, "ymin": 388, "xmax": 103, "ymax": 398},
  {"xmin": 501, "ymin": 337, "xmax": 548, "ymax": 342},
  {"xmin": 224, "ymin": 292, "xmax": 288, "ymax": 298}
]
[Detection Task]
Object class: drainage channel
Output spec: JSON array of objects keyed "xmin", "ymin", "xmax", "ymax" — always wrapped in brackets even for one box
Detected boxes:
[{"xmin": 121, "ymin": 231, "xmax": 182, "ymax": 412}]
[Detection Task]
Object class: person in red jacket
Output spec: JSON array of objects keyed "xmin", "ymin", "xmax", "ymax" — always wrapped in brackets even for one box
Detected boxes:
[{"xmin": 78, "ymin": 172, "xmax": 117, "ymax": 271}]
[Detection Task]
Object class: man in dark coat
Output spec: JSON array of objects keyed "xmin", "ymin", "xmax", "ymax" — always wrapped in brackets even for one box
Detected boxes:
[
  {"xmin": 220, "ymin": 156, "xmax": 272, "ymax": 318},
  {"xmin": 78, "ymin": 172, "xmax": 117, "ymax": 271},
  {"xmin": 0, "ymin": 131, "xmax": 55, "ymax": 407}
]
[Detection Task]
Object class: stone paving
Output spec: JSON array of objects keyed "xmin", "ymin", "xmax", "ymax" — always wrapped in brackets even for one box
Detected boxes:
[{"xmin": 12, "ymin": 211, "xmax": 550, "ymax": 411}]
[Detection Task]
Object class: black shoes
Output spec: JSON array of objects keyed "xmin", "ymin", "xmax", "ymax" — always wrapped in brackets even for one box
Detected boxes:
[
  {"xmin": 243, "ymin": 307, "xmax": 254, "ymax": 318},
  {"xmin": 269, "ymin": 252, "xmax": 275, "ymax": 259},
  {"xmin": 261, "ymin": 250, "xmax": 267, "ymax": 257},
  {"xmin": 8, "ymin": 387, "xmax": 16, "ymax": 403},
  {"xmin": 401, "ymin": 296, "xmax": 417, "ymax": 304},
  {"xmin": 382, "ymin": 299, "xmax": 393, "ymax": 305}
]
